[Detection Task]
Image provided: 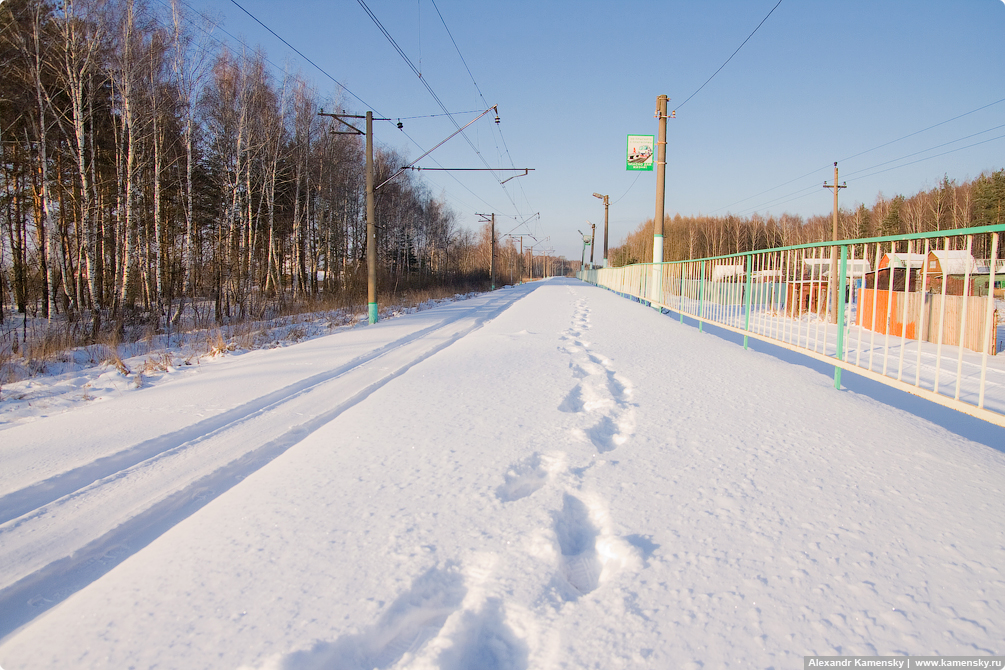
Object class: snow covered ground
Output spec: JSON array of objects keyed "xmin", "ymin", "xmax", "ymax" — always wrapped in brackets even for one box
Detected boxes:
[{"xmin": 1, "ymin": 278, "xmax": 1003, "ymax": 669}]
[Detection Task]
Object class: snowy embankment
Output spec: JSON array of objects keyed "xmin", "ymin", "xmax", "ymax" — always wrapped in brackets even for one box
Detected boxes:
[{"xmin": 1, "ymin": 278, "xmax": 1003, "ymax": 669}]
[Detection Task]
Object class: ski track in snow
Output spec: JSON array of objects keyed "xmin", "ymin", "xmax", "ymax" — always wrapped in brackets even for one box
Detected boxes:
[{"xmin": 0, "ymin": 291, "xmax": 522, "ymax": 641}]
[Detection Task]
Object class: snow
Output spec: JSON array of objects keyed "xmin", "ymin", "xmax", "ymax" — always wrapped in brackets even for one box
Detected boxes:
[{"xmin": 1, "ymin": 278, "xmax": 1004, "ymax": 669}]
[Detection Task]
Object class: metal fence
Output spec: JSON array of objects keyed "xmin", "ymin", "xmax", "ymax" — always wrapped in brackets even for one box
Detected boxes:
[{"xmin": 578, "ymin": 225, "xmax": 1005, "ymax": 428}]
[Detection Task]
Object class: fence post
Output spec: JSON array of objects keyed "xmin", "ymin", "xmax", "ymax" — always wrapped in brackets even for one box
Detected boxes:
[
  {"xmin": 698, "ymin": 260, "xmax": 706, "ymax": 333},
  {"xmin": 743, "ymin": 253, "xmax": 754, "ymax": 350},
  {"xmin": 834, "ymin": 245, "xmax": 848, "ymax": 389}
]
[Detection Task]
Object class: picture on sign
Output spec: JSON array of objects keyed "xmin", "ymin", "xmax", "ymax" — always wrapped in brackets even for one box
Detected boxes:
[{"xmin": 626, "ymin": 135, "xmax": 654, "ymax": 171}]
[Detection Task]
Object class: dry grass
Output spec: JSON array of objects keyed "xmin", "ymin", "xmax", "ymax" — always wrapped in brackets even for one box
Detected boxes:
[
  {"xmin": 95, "ymin": 329, "xmax": 131, "ymax": 376},
  {"xmin": 0, "ymin": 283, "xmax": 488, "ymax": 390}
]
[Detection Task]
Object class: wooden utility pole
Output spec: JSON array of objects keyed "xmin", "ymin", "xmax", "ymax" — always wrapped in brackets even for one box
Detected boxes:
[{"xmin": 823, "ymin": 162, "xmax": 847, "ymax": 324}]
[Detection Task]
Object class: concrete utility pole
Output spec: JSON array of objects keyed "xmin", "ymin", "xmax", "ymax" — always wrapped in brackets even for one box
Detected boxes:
[
  {"xmin": 365, "ymin": 111, "xmax": 378, "ymax": 322},
  {"xmin": 823, "ymin": 162, "xmax": 847, "ymax": 324},
  {"xmin": 319, "ymin": 109, "xmax": 385, "ymax": 324},
  {"xmin": 652, "ymin": 94, "xmax": 669, "ymax": 303},
  {"xmin": 593, "ymin": 192, "xmax": 609, "ymax": 267},
  {"xmin": 589, "ymin": 222, "xmax": 596, "ymax": 265}
]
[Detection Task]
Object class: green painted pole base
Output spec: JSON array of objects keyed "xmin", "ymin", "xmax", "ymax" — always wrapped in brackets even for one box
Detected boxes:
[
  {"xmin": 834, "ymin": 366, "xmax": 842, "ymax": 389},
  {"xmin": 368, "ymin": 302, "xmax": 378, "ymax": 324},
  {"xmin": 744, "ymin": 334, "xmax": 749, "ymax": 350}
]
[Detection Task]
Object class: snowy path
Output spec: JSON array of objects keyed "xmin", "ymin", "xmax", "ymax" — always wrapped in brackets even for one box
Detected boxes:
[
  {"xmin": 1, "ymin": 279, "xmax": 1004, "ymax": 669},
  {"xmin": 0, "ymin": 289, "xmax": 521, "ymax": 639}
]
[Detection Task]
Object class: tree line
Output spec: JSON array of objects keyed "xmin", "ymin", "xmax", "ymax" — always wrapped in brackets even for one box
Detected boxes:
[
  {"xmin": 610, "ymin": 170, "xmax": 1005, "ymax": 266},
  {"xmin": 0, "ymin": 0, "xmax": 512, "ymax": 335}
]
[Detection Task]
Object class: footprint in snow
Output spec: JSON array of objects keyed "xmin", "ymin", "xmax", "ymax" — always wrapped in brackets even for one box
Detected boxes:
[
  {"xmin": 263, "ymin": 564, "xmax": 466, "ymax": 670},
  {"xmin": 496, "ymin": 452, "xmax": 566, "ymax": 503},
  {"xmin": 552, "ymin": 494, "xmax": 603, "ymax": 597},
  {"xmin": 549, "ymin": 493, "xmax": 643, "ymax": 600}
]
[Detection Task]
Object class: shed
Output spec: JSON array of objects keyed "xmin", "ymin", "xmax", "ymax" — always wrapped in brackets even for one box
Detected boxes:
[
  {"xmin": 878, "ymin": 253, "xmax": 925, "ymax": 270},
  {"xmin": 751, "ymin": 269, "xmax": 783, "ymax": 282},
  {"xmin": 802, "ymin": 257, "xmax": 872, "ymax": 278},
  {"xmin": 711, "ymin": 264, "xmax": 745, "ymax": 282},
  {"xmin": 926, "ymin": 250, "xmax": 977, "ymax": 276}
]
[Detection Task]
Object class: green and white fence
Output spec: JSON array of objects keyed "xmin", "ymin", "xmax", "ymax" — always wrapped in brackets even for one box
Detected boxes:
[{"xmin": 579, "ymin": 225, "xmax": 1005, "ymax": 428}]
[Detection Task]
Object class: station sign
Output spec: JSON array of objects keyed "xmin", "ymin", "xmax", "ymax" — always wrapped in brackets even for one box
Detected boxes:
[{"xmin": 626, "ymin": 135, "xmax": 654, "ymax": 171}]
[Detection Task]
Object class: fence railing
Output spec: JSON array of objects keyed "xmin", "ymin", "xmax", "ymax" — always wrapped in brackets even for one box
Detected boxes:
[{"xmin": 579, "ymin": 225, "xmax": 1005, "ymax": 427}]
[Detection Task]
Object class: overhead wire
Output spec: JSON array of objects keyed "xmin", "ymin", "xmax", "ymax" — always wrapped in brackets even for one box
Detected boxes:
[
  {"xmin": 355, "ymin": 0, "xmax": 504, "ymax": 186},
  {"xmin": 837, "ymin": 96, "xmax": 1005, "ymax": 164},
  {"xmin": 710, "ymin": 98, "xmax": 1005, "ymax": 216},
  {"xmin": 730, "ymin": 126, "xmax": 1005, "ymax": 216},
  {"xmin": 427, "ymin": 0, "xmax": 536, "ymax": 221},
  {"xmin": 182, "ymin": 0, "xmax": 531, "ymax": 233},
  {"xmin": 842, "ymin": 123, "xmax": 1005, "ymax": 179},
  {"xmin": 227, "ymin": 0, "xmax": 373, "ymax": 110},
  {"xmin": 612, "ymin": 173, "xmax": 643, "ymax": 205},
  {"xmin": 674, "ymin": 0, "xmax": 784, "ymax": 114},
  {"xmin": 848, "ymin": 132, "xmax": 1005, "ymax": 182},
  {"xmin": 183, "ymin": 0, "xmax": 515, "ymax": 219}
]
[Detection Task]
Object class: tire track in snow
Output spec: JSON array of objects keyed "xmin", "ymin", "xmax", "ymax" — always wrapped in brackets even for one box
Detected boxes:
[
  {"xmin": 0, "ymin": 290, "xmax": 525, "ymax": 642},
  {"xmin": 0, "ymin": 297, "xmax": 512, "ymax": 526}
]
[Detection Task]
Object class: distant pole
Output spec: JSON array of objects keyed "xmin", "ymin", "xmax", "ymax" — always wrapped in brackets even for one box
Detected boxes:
[
  {"xmin": 602, "ymin": 195, "xmax": 609, "ymax": 266},
  {"xmin": 652, "ymin": 94, "xmax": 669, "ymax": 303},
  {"xmin": 589, "ymin": 222, "xmax": 596, "ymax": 265},
  {"xmin": 366, "ymin": 111, "xmax": 378, "ymax": 324},
  {"xmin": 519, "ymin": 237, "xmax": 523, "ymax": 283},
  {"xmin": 823, "ymin": 162, "xmax": 847, "ymax": 324},
  {"xmin": 593, "ymin": 193, "xmax": 610, "ymax": 266},
  {"xmin": 491, "ymin": 213, "xmax": 496, "ymax": 290}
]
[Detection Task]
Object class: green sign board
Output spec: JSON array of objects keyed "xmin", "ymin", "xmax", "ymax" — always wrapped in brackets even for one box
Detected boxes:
[{"xmin": 626, "ymin": 135, "xmax": 654, "ymax": 171}]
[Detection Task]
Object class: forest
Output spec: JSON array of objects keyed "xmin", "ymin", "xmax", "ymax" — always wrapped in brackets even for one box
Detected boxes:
[
  {"xmin": 609, "ymin": 170, "xmax": 1005, "ymax": 266},
  {"xmin": 0, "ymin": 0, "xmax": 533, "ymax": 344}
]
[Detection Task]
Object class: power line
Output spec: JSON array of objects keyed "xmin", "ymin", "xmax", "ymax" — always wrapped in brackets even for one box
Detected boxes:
[
  {"xmin": 429, "ymin": 0, "xmax": 488, "ymax": 107},
  {"xmin": 842, "ymin": 123, "xmax": 1005, "ymax": 179},
  {"xmin": 227, "ymin": 0, "xmax": 373, "ymax": 110},
  {"xmin": 398, "ymin": 109, "xmax": 483, "ymax": 120},
  {"xmin": 356, "ymin": 0, "xmax": 527, "ymax": 218},
  {"xmin": 731, "ymin": 128, "xmax": 1005, "ymax": 216},
  {"xmin": 674, "ymin": 0, "xmax": 784, "ymax": 113},
  {"xmin": 427, "ymin": 0, "xmax": 536, "ymax": 219},
  {"xmin": 185, "ymin": 0, "xmax": 516, "ymax": 219},
  {"xmin": 838, "ymin": 97, "xmax": 1005, "ymax": 164},
  {"xmin": 848, "ymin": 133, "xmax": 1005, "ymax": 183},
  {"xmin": 612, "ymin": 173, "xmax": 643, "ymax": 205},
  {"xmin": 708, "ymin": 164, "xmax": 830, "ymax": 214},
  {"xmin": 709, "ymin": 97, "xmax": 1005, "ymax": 215}
]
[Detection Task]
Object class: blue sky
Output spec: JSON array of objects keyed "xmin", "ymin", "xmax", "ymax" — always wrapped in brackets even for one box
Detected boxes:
[{"xmin": 181, "ymin": 0, "xmax": 1005, "ymax": 259}]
